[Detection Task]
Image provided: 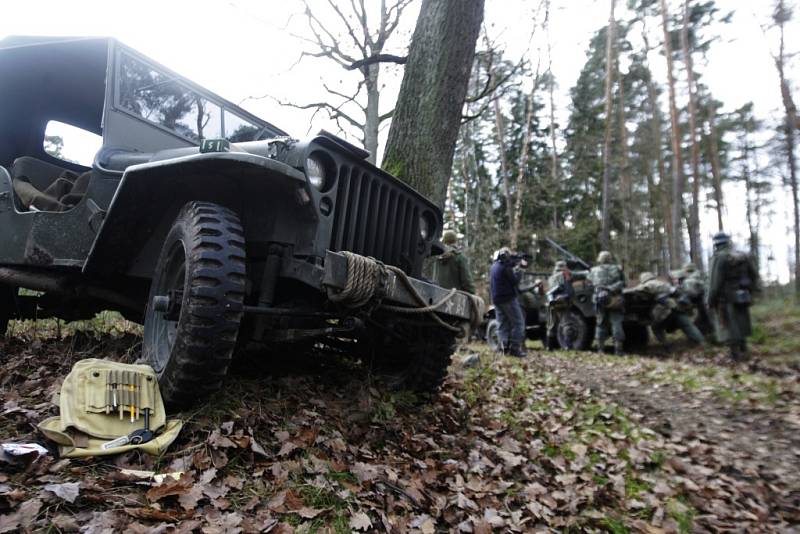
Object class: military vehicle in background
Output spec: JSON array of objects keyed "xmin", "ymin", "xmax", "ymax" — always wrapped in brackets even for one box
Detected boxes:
[{"xmin": 0, "ymin": 37, "xmax": 478, "ymax": 409}]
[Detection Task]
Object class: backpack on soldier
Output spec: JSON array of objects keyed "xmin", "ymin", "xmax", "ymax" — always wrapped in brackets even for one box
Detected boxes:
[{"xmin": 726, "ymin": 250, "xmax": 753, "ymax": 306}]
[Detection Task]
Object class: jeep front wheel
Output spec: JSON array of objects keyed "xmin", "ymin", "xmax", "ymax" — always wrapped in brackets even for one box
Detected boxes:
[
  {"xmin": 143, "ymin": 201, "xmax": 246, "ymax": 410},
  {"xmin": 0, "ymin": 285, "xmax": 16, "ymax": 337},
  {"xmin": 366, "ymin": 326, "xmax": 457, "ymax": 394}
]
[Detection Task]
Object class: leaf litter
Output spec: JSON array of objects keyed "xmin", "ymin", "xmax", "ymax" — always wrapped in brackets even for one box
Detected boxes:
[{"xmin": 0, "ymin": 329, "xmax": 798, "ymax": 532}]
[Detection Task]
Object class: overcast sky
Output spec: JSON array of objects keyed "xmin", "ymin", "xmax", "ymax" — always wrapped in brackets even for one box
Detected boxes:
[{"xmin": 2, "ymin": 0, "xmax": 798, "ymax": 281}]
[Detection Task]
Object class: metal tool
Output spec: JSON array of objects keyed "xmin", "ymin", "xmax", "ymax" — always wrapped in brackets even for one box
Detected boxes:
[{"xmin": 128, "ymin": 408, "xmax": 154, "ymax": 445}]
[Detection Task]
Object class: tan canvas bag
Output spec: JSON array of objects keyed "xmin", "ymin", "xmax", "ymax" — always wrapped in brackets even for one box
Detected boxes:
[{"xmin": 38, "ymin": 359, "xmax": 182, "ymax": 457}]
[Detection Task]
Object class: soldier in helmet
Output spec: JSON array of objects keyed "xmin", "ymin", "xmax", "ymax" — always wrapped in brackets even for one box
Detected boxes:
[
  {"xmin": 587, "ymin": 251, "xmax": 626, "ymax": 355},
  {"xmin": 431, "ymin": 230, "xmax": 475, "ymax": 294},
  {"xmin": 635, "ymin": 272, "xmax": 704, "ymax": 352},
  {"xmin": 707, "ymin": 232, "xmax": 759, "ymax": 360}
]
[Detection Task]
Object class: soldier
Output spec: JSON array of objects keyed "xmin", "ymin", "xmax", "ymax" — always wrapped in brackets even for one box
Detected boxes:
[
  {"xmin": 431, "ymin": 230, "xmax": 476, "ymax": 294},
  {"xmin": 490, "ymin": 247, "xmax": 526, "ymax": 357},
  {"xmin": 588, "ymin": 251, "xmax": 626, "ymax": 355},
  {"xmin": 636, "ymin": 272, "xmax": 704, "ymax": 352},
  {"xmin": 675, "ymin": 262, "xmax": 712, "ymax": 335},
  {"xmin": 546, "ymin": 260, "xmax": 587, "ymax": 349},
  {"xmin": 707, "ymin": 232, "xmax": 759, "ymax": 361}
]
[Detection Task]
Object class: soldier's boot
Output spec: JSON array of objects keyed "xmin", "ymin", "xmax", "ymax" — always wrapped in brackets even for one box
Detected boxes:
[
  {"xmin": 596, "ymin": 337, "xmax": 607, "ymax": 354},
  {"xmin": 509, "ymin": 343, "xmax": 527, "ymax": 358},
  {"xmin": 614, "ymin": 341, "xmax": 625, "ymax": 356},
  {"xmin": 739, "ymin": 341, "xmax": 750, "ymax": 360},
  {"xmin": 546, "ymin": 336, "xmax": 558, "ymax": 351},
  {"xmin": 729, "ymin": 343, "xmax": 743, "ymax": 362}
]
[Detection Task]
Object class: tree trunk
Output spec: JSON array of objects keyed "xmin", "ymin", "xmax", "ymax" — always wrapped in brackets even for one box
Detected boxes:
[
  {"xmin": 681, "ymin": 0, "xmax": 702, "ymax": 263},
  {"xmin": 705, "ymin": 105, "xmax": 725, "ymax": 232},
  {"xmin": 600, "ymin": 0, "xmax": 617, "ymax": 249},
  {"xmin": 775, "ymin": 0, "xmax": 800, "ymax": 296},
  {"xmin": 493, "ymin": 97, "xmax": 514, "ymax": 231},
  {"xmin": 381, "ymin": 0, "xmax": 485, "ymax": 208},
  {"xmin": 660, "ymin": 0, "xmax": 686, "ymax": 268},
  {"xmin": 364, "ymin": 63, "xmax": 380, "ymax": 163},
  {"xmin": 546, "ymin": 0, "xmax": 559, "ymax": 229},
  {"xmin": 740, "ymin": 130, "xmax": 758, "ymax": 266},
  {"xmin": 642, "ymin": 29, "xmax": 672, "ymax": 271},
  {"xmin": 511, "ymin": 89, "xmax": 537, "ymax": 250},
  {"xmin": 617, "ymin": 65, "xmax": 631, "ymax": 267}
]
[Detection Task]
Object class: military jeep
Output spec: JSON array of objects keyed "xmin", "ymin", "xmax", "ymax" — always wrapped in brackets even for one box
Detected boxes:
[{"xmin": 0, "ymin": 37, "xmax": 478, "ymax": 408}]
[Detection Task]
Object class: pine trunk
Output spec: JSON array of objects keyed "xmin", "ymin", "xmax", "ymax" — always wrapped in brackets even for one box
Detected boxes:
[
  {"xmin": 705, "ymin": 107, "xmax": 725, "ymax": 232},
  {"xmin": 381, "ymin": 0, "xmax": 485, "ymax": 208},
  {"xmin": 660, "ymin": 0, "xmax": 686, "ymax": 268},
  {"xmin": 364, "ymin": 63, "xmax": 380, "ymax": 164},
  {"xmin": 493, "ymin": 97, "xmax": 514, "ymax": 232},
  {"xmin": 681, "ymin": 0, "xmax": 702, "ymax": 263},
  {"xmin": 600, "ymin": 0, "xmax": 617, "ymax": 249},
  {"xmin": 642, "ymin": 29, "xmax": 672, "ymax": 270},
  {"xmin": 776, "ymin": 0, "xmax": 800, "ymax": 295}
]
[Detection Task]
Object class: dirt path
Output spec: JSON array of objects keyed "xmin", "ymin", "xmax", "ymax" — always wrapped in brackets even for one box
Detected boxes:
[{"xmin": 535, "ymin": 349, "xmax": 800, "ymax": 526}]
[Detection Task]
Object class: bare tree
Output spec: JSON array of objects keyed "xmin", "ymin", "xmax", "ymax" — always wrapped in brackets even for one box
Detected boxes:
[
  {"xmin": 282, "ymin": 0, "xmax": 414, "ymax": 163},
  {"xmin": 511, "ymin": 65, "xmax": 542, "ymax": 250},
  {"xmin": 600, "ymin": 0, "xmax": 617, "ymax": 249},
  {"xmin": 660, "ymin": 0, "xmax": 686, "ymax": 267}
]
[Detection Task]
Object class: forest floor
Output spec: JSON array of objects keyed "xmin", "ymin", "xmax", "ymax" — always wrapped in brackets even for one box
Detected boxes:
[{"xmin": 0, "ymin": 298, "xmax": 798, "ymax": 533}]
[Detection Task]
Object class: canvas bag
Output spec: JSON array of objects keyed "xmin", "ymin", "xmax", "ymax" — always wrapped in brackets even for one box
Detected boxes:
[{"xmin": 38, "ymin": 359, "xmax": 182, "ymax": 457}]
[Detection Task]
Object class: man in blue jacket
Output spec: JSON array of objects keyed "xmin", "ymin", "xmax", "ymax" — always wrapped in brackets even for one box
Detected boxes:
[{"xmin": 490, "ymin": 248, "xmax": 526, "ymax": 357}]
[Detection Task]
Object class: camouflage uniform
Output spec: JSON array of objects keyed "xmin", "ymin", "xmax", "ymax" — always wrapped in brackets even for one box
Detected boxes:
[
  {"xmin": 588, "ymin": 251, "xmax": 626, "ymax": 355},
  {"xmin": 678, "ymin": 263, "xmax": 712, "ymax": 335},
  {"xmin": 707, "ymin": 233, "xmax": 759, "ymax": 360},
  {"xmin": 431, "ymin": 231, "xmax": 475, "ymax": 294},
  {"xmin": 636, "ymin": 272, "xmax": 704, "ymax": 351}
]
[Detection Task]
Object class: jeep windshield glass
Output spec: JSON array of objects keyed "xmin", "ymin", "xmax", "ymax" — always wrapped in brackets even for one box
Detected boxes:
[
  {"xmin": 224, "ymin": 110, "xmax": 270, "ymax": 143},
  {"xmin": 118, "ymin": 52, "xmax": 222, "ymax": 143}
]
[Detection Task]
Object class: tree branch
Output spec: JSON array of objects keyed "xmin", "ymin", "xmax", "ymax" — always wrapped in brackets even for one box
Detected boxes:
[{"xmin": 346, "ymin": 54, "xmax": 408, "ymax": 70}]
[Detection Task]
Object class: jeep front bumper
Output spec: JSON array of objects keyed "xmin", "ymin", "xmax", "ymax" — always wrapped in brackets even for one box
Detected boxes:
[{"xmin": 281, "ymin": 251, "xmax": 479, "ymax": 323}]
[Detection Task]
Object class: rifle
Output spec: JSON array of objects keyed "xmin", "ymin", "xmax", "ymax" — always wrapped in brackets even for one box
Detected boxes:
[{"xmin": 544, "ymin": 237, "xmax": 591, "ymax": 270}]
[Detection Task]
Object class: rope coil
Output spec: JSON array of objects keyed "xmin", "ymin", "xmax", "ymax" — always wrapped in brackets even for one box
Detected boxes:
[{"xmin": 326, "ymin": 252, "xmax": 484, "ymax": 334}]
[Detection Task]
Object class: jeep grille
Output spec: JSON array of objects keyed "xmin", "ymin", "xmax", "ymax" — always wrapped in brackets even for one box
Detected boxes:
[{"xmin": 330, "ymin": 165, "xmax": 424, "ymax": 275}]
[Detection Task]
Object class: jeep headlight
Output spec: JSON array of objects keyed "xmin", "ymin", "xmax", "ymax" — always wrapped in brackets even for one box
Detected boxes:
[
  {"xmin": 419, "ymin": 216, "xmax": 430, "ymax": 240},
  {"xmin": 305, "ymin": 154, "xmax": 326, "ymax": 190},
  {"xmin": 419, "ymin": 212, "xmax": 436, "ymax": 241}
]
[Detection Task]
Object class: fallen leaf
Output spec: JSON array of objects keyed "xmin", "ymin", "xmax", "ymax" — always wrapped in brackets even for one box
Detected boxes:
[
  {"xmin": 0, "ymin": 498, "xmax": 41, "ymax": 533},
  {"xmin": 43, "ymin": 482, "xmax": 80, "ymax": 503},
  {"xmin": 349, "ymin": 511, "xmax": 372, "ymax": 531}
]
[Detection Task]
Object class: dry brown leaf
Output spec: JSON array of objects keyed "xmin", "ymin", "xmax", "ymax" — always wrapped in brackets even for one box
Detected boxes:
[
  {"xmin": 349, "ymin": 511, "xmax": 372, "ymax": 531},
  {"xmin": 0, "ymin": 498, "xmax": 41, "ymax": 534}
]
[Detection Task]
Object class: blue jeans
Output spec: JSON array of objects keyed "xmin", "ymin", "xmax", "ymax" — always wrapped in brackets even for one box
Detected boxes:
[{"xmin": 495, "ymin": 298, "xmax": 525, "ymax": 350}]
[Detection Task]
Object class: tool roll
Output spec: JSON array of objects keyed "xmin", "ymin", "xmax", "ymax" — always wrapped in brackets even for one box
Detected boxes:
[{"xmin": 39, "ymin": 359, "xmax": 182, "ymax": 457}]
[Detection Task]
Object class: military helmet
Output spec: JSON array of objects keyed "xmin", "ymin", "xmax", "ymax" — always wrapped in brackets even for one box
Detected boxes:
[
  {"xmin": 682, "ymin": 262, "xmax": 697, "ymax": 273},
  {"xmin": 596, "ymin": 250, "xmax": 613, "ymax": 264},
  {"xmin": 639, "ymin": 271, "xmax": 657, "ymax": 283},
  {"xmin": 442, "ymin": 230, "xmax": 458, "ymax": 245},
  {"xmin": 712, "ymin": 232, "xmax": 731, "ymax": 248},
  {"xmin": 554, "ymin": 260, "xmax": 567, "ymax": 271}
]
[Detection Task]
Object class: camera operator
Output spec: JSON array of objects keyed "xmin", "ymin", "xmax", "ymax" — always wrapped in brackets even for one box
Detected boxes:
[{"xmin": 489, "ymin": 247, "xmax": 527, "ymax": 357}]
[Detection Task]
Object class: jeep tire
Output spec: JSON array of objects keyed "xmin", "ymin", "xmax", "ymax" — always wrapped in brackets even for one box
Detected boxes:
[
  {"xmin": 556, "ymin": 309, "xmax": 593, "ymax": 350},
  {"xmin": 366, "ymin": 326, "xmax": 456, "ymax": 394},
  {"xmin": 143, "ymin": 201, "xmax": 246, "ymax": 410},
  {"xmin": 486, "ymin": 318, "xmax": 501, "ymax": 352}
]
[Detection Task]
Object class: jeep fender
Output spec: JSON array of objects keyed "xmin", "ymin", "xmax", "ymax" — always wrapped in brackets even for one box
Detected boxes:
[{"xmin": 83, "ymin": 152, "xmax": 316, "ymax": 278}]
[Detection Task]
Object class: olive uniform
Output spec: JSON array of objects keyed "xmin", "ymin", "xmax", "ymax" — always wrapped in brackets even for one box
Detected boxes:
[
  {"xmin": 588, "ymin": 251, "xmax": 626, "ymax": 355},
  {"xmin": 677, "ymin": 263, "xmax": 712, "ymax": 334},
  {"xmin": 707, "ymin": 233, "xmax": 758, "ymax": 360},
  {"xmin": 636, "ymin": 272, "xmax": 704, "ymax": 351},
  {"xmin": 431, "ymin": 231, "xmax": 475, "ymax": 294}
]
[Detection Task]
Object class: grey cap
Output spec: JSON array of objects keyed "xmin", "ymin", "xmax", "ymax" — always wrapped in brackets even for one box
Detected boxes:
[{"xmin": 639, "ymin": 271, "xmax": 657, "ymax": 283}]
